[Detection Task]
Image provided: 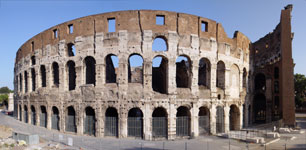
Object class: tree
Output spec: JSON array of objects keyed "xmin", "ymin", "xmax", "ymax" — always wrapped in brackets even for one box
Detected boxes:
[
  {"xmin": 0, "ymin": 94, "xmax": 8, "ymax": 104},
  {"xmin": 294, "ymin": 74, "xmax": 306, "ymax": 107},
  {"xmin": 0, "ymin": 86, "xmax": 12, "ymax": 94}
]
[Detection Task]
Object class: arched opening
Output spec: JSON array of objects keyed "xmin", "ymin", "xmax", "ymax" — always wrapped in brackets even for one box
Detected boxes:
[
  {"xmin": 274, "ymin": 81, "xmax": 279, "ymax": 93},
  {"xmin": 24, "ymin": 105, "xmax": 28, "ymax": 123},
  {"xmin": 66, "ymin": 106, "xmax": 77, "ymax": 133},
  {"xmin": 105, "ymin": 54, "xmax": 119, "ymax": 83},
  {"xmin": 216, "ymin": 106, "xmax": 224, "ymax": 133},
  {"xmin": 31, "ymin": 105, "xmax": 36, "ymax": 125},
  {"xmin": 128, "ymin": 54, "xmax": 143, "ymax": 84},
  {"xmin": 31, "ymin": 56, "xmax": 36, "ymax": 65},
  {"xmin": 19, "ymin": 105, "xmax": 22, "ymax": 121},
  {"xmin": 40, "ymin": 65, "xmax": 46, "ymax": 87},
  {"xmin": 230, "ymin": 65, "xmax": 240, "ymax": 98},
  {"xmin": 176, "ymin": 106, "xmax": 191, "ymax": 137},
  {"xmin": 176, "ymin": 56, "xmax": 191, "ymax": 88},
  {"xmin": 273, "ymin": 96, "xmax": 280, "ymax": 120},
  {"xmin": 253, "ymin": 94, "xmax": 266, "ymax": 123},
  {"xmin": 198, "ymin": 58, "xmax": 211, "ymax": 88},
  {"xmin": 52, "ymin": 106, "xmax": 60, "ymax": 131},
  {"xmin": 31, "ymin": 68, "xmax": 36, "ymax": 91},
  {"xmin": 243, "ymin": 68, "xmax": 247, "ymax": 88},
  {"xmin": 255, "ymin": 73, "xmax": 266, "ymax": 91},
  {"xmin": 198, "ymin": 107, "xmax": 210, "ymax": 135},
  {"xmin": 67, "ymin": 43, "xmax": 76, "ymax": 57},
  {"xmin": 84, "ymin": 107, "xmax": 96, "ymax": 136},
  {"xmin": 84, "ymin": 56, "xmax": 96, "ymax": 85},
  {"xmin": 152, "ymin": 56, "xmax": 168, "ymax": 94},
  {"xmin": 52, "ymin": 62, "xmax": 59, "ymax": 87},
  {"xmin": 105, "ymin": 107, "xmax": 118, "ymax": 137},
  {"xmin": 152, "ymin": 37, "xmax": 167, "ymax": 52},
  {"xmin": 67, "ymin": 61, "xmax": 76, "ymax": 91},
  {"xmin": 216, "ymin": 61, "xmax": 225, "ymax": 89},
  {"xmin": 128, "ymin": 108, "xmax": 143, "ymax": 138},
  {"xmin": 40, "ymin": 106, "xmax": 47, "ymax": 128},
  {"xmin": 19, "ymin": 74, "xmax": 23, "ymax": 92},
  {"xmin": 274, "ymin": 67, "xmax": 279, "ymax": 79},
  {"xmin": 230, "ymin": 105, "xmax": 240, "ymax": 130},
  {"xmin": 152, "ymin": 107, "xmax": 168, "ymax": 139},
  {"xmin": 24, "ymin": 71, "xmax": 28, "ymax": 92}
]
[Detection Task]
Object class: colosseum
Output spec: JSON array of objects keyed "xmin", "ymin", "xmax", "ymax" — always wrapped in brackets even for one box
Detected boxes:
[{"xmin": 13, "ymin": 5, "xmax": 295, "ymax": 140}]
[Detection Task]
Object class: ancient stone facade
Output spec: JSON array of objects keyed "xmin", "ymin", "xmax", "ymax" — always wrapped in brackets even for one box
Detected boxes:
[{"xmin": 13, "ymin": 6, "xmax": 295, "ymax": 140}]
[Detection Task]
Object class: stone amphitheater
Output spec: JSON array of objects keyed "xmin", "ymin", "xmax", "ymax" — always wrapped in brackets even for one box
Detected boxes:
[{"xmin": 13, "ymin": 5, "xmax": 295, "ymax": 140}]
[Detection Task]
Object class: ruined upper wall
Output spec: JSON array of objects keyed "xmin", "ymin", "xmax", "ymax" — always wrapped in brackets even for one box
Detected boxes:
[{"xmin": 15, "ymin": 10, "xmax": 250, "ymax": 64}]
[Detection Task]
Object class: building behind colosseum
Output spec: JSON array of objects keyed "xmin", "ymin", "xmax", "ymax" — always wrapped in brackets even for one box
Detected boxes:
[{"xmin": 13, "ymin": 5, "xmax": 295, "ymax": 140}]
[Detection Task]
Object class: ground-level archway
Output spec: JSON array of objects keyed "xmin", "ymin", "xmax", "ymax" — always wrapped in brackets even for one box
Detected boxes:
[
  {"xmin": 253, "ymin": 94, "xmax": 266, "ymax": 123},
  {"xmin": 216, "ymin": 106, "xmax": 224, "ymax": 133},
  {"xmin": 176, "ymin": 106, "xmax": 191, "ymax": 137},
  {"xmin": 105, "ymin": 107, "xmax": 119, "ymax": 137},
  {"xmin": 199, "ymin": 106, "xmax": 210, "ymax": 135},
  {"xmin": 128, "ymin": 108, "xmax": 143, "ymax": 138},
  {"xmin": 52, "ymin": 106, "xmax": 60, "ymax": 130},
  {"xmin": 66, "ymin": 106, "xmax": 77, "ymax": 133},
  {"xmin": 84, "ymin": 107, "xmax": 96, "ymax": 136},
  {"xmin": 31, "ymin": 106, "xmax": 36, "ymax": 125},
  {"xmin": 230, "ymin": 105, "xmax": 240, "ymax": 130},
  {"xmin": 24, "ymin": 105, "xmax": 28, "ymax": 123},
  {"xmin": 40, "ymin": 106, "xmax": 47, "ymax": 128},
  {"xmin": 152, "ymin": 107, "xmax": 168, "ymax": 139}
]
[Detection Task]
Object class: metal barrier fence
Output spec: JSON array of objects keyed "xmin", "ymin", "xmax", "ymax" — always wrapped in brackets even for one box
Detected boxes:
[
  {"xmin": 84, "ymin": 115, "xmax": 95, "ymax": 136},
  {"xmin": 51, "ymin": 114, "xmax": 60, "ymax": 130},
  {"xmin": 66, "ymin": 115, "xmax": 76, "ymax": 133},
  {"xmin": 176, "ymin": 116, "xmax": 190, "ymax": 136},
  {"xmin": 152, "ymin": 117, "xmax": 167, "ymax": 138},
  {"xmin": 105, "ymin": 117, "xmax": 118, "ymax": 137},
  {"xmin": 199, "ymin": 116, "xmax": 210, "ymax": 135},
  {"xmin": 128, "ymin": 117, "xmax": 143, "ymax": 138},
  {"xmin": 40, "ymin": 113, "xmax": 47, "ymax": 127}
]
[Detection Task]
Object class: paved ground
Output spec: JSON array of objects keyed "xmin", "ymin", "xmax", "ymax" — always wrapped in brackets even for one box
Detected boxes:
[{"xmin": 0, "ymin": 112, "xmax": 306, "ymax": 150}]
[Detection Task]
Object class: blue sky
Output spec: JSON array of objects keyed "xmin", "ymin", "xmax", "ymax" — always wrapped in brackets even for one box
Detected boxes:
[{"xmin": 0, "ymin": 0, "xmax": 305, "ymax": 90}]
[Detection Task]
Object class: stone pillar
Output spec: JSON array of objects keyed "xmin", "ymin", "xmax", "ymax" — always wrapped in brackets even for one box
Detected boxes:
[
  {"xmin": 36, "ymin": 107, "xmax": 40, "ymax": 127},
  {"xmin": 210, "ymin": 104, "xmax": 216, "ymax": 134},
  {"xmin": 168, "ymin": 102, "xmax": 176, "ymax": 140},
  {"xmin": 239, "ymin": 105, "xmax": 243, "ymax": 130},
  {"xmin": 60, "ymin": 64, "xmax": 66, "ymax": 91},
  {"xmin": 191, "ymin": 59, "xmax": 199, "ymax": 96},
  {"xmin": 224, "ymin": 67, "xmax": 231, "ymax": 98},
  {"xmin": 28, "ymin": 110, "xmax": 32, "ymax": 125},
  {"xmin": 192, "ymin": 104, "xmax": 200, "ymax": 137},
  {"xmin": 143, "ymin": 102, "xmax": 152, "ymax": 140},
  {"xmin": 224, "ymin": 105, "xmax": 230, "ymax": 133},
  {"xmin": 120, "ymin": 115, "xmax": 128, "ymax": 138},
  {"xmin": 77, "ymin": 106, "xmax": 83, "ymax": 135},
  {"xmin": 47, "ymin": 107, "xmax": 52, "ymax": 130},
  {"xmin": 210, "ymin": 63, "xmax": 217, "ymax": 98},
  {"xmin": 168, "ymin": 32, "xmax": 179, "ymax": 95}
]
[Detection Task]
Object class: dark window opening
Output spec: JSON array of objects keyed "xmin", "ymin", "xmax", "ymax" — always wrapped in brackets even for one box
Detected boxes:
[
  {"xmin": 201, "ymin": 21, "xmax": 208, "ymax": 32},
  {"xmin": 85, "ymin": 56, "xmax": 96, "ymax": 85},
  {"xmin": 31, "ymin": 41, "xmax": 34, "ymax": 52},
  {"xmin": 128, "ymin": 54, "xmax": 143, "ymax": 83},
  {"xmin": 68, "ymin": 24, "xmax": 73, "ymax": 34},
  {"xmin": 31, "ymin": 68, "xmax": 36, "ymax": 91},
  {"xmin": 128, "ymin": 108, "xmax": 143, "ymax": 138},
  {"xmin": 31, "ymin": 56, "xmax": 36, "ymax": 66},
  {"xmin": 105, "ymin": 54, "xmax": 118, "ymax": 83},
  {"xmin": 53, "ymin": 29, "xmax": 58, "ymax": 39},
  {"xmin": 108, "ymin": 18, "xmax": 116, "ymax": 32},
  {"xmin": 40, "ymin": 65, "xmax": 46, "ymax": 87},
  {"xmin": 84, "ymin": 107, "xmax": 96, "ymax": 136},
  {"xmin": 24, "ymin": 105, "xmax": 28, "ymax": 123},
  {"xmin": 67, "ymin": 43, "xmax": 76, "ymax": 57},
  {"xmin": 243, "ymin": 68, "xmax": 247, "ymax": 88},
  {"xmin": 198, "ymin": 58, "xmax": 211, "ymax": 88},
  {"xmin": 274, "ymin": 96, "xmax": 280, "ymax": 120},
  {"xmin": 156, "ymin": 15, "xmax": 165, "ymax": 25},
  {"xmin": 67, "ymin": 61, "xmax": 76, "ymax": 91},
  {"xmin": 274, "ymin": 81, "xmax": 279, "ymax": 93},
  {"xmin": 24, "ymin": 71, "xmax": 28, "ymax": 92},
  {"xmin": 218, "ymin": 94, "xmax": 221, "ymax": 100},
  {"xmin": 216, "ymin": 61, "xmax": 225, "ymax": 89},
  {"xmin": 19, "ymin": 74, "xmax": 22, "ymax": 92},
  {"xmin": 255, "ymin": 73, "xmax": 266, "ymax": 91},
  {"xmin": 176, "ymin": 56, "xmax": 191, "ymax": 88},
  {"xmin": 52, "ymin": 62, "xmax": 59, "ymax": 86},
  {"xmin": 152, "ymin": 56, "xmax": 168, "ymax": 94},
  {"xmin": 274, "ymin": 67, "xmax": 279, "ymax": 79},
  {"xmin": 152, "ymin": 37, "xmax": 167, "ymax": 52}
]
